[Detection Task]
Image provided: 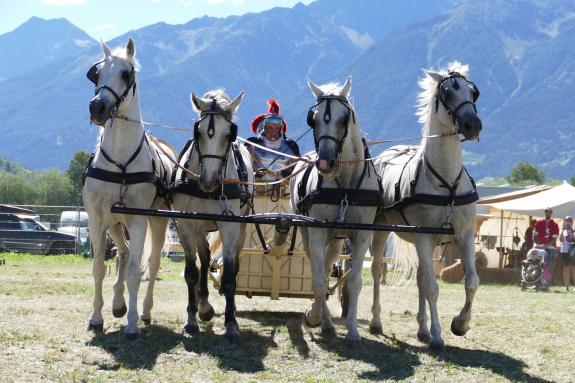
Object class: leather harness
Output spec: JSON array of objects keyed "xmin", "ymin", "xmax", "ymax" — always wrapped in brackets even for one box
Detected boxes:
[
  {"xmin": 382, "ymin": 150, "xmax": 478, "ymax": 225},
  {"xmin": 83, "ymin": 133, "xmax": 170, "ymax": 203},
  {"xmin": 296, "ymin": 140, "xmax": 384, "ymax": 214},
  {"xmin": 171, "ymin": 140, "xmax": 250, "ymax": 205}
]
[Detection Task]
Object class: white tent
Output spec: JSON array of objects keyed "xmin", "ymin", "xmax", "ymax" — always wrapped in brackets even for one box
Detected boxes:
[{"xmin": 480, "ymin": 182, "xmax": 575, "ymax": 218}]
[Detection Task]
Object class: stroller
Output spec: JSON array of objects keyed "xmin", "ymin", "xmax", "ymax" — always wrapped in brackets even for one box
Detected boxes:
[{"xmin": 521, "ymin": 247, "xmax": 546, "ymax": 290}]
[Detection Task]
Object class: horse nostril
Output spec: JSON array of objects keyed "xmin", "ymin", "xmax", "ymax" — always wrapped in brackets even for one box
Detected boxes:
[{"xmin": 328, "ymin": 160, "xmax": 336, "ymax": 169}]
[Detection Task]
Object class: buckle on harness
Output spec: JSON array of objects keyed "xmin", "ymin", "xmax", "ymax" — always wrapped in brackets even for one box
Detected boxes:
[{"xmin": 336, "ymin": 194, "xmax": 349, "ymax": 223}]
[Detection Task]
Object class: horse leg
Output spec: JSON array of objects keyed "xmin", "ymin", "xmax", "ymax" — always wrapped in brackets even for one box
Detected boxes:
[
  {"xmin": 123, "ymin": 216, "xmax": 148, "ymax": 339},
  {"xmin": 451, "ymin": 232, "xmax": 480, "ymax": 336},
  {"xmin": 108, "ymin": 224, "xmax": 129, "ymax": 319},
  {"xmin": 178, "ymin": 221, "xmax": 200, "ymax": 334},
  {"xmin": 415, "ymin": 236, "xmax": 444, "ymax": 350},
  {"xmin": 344, "ymin": 231, "xmax": 372, "ymax": 343},
  {"xmin": 304, "ymin": 229, "xmax": 329, "ymax": 329},
  {"xmin": 319, "ymin": 240, "xmax": 340, "ymax": 336},
  {"xmin": 88, "ymin": 222, "xmax": 107, "ymax": 332},
  {"xmin": 370, "ymin": 231, "xmax": 388, "ymax": 335},
  {"xmin": 219, "ymin": 223, "xmax": 241, "ymax": 344},
  {"xmin": 196, "ymin": 232, "xmax": 214, "ymax": 322},
  {"xmin": 141, "ymin": 217, "xmax": 168, "ymax": 325},
  {"xmin": 416, "ymin": 265, "xmax": 431, "ymax": 343}
]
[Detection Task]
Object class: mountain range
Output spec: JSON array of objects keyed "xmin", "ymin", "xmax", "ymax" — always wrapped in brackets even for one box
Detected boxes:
[{"xmin": 0, "ymin": 0, "xmax": 574, "ymax": 180}]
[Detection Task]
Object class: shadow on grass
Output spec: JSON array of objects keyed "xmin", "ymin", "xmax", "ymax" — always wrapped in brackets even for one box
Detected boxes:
[
  {"xmin": 88, "ymin": 322, "xmax": 276, "ymax": 373},
  {"xmin": 383, "ymin": 335, "xmax": 555, "ymax": 383},
  {"xmin": 238, "ymin": 310, "xmax": 421, "ymax": 381},
  {"xmin": 237, "ymin": 310, "xmax": 310, "ymax": 358},
  {"xmin": 87, "ymin": 325, "xmax": 182, "ymax": 370}
]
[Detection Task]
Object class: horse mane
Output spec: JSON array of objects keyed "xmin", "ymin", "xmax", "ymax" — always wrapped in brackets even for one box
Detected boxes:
[
  {"xmin": 110, "ymin": 46, "xmax": 141, "ymax": 72},
  {"xmin": 416, "ymin": 61, "xmax": 470, "ymax": 130},
  {"xmin": 316, "ymin": 82, "xmax": 347, "ymax": 97},
  {"xmin": 194, "ymin": 89, "xmax": 234, "ymax": 121}
]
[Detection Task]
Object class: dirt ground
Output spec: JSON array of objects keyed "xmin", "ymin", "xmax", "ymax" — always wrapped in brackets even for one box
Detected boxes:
[{"xmin": 0, "ymin": 253, "xmax": 573, "ymax": 382}]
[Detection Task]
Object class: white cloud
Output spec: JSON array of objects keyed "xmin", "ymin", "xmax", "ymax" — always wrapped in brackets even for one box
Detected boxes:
[
  {"xmin": 149, "ymin": 0, "xmax": 161, "ymax": 3},
  {"xmin": 41, "ymin": 0, "xmax": 87, "ymax": 5}
]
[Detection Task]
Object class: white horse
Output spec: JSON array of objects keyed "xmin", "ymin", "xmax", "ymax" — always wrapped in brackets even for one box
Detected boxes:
[
  {"xmin": 290, "ymin": 77, "xmax": 382, "ymax": 343},
  {"xmin": 171, "ymin": 89, "xmax": 253, "ymax": 343},
  {"xmin": 83, "ymin": 39, "xmax": 174, "ymax": 338},
  {"xmin": 370, "ymin": 62, "xmax": 482, "ymax": 350}
]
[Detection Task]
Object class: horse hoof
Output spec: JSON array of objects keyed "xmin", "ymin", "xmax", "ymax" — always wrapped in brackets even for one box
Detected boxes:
[
  {"xmin": 112, "ymin": 305, "xmax": 127, "ymax": 318},
  {"xmin": 429, "ymin": 338, "xmax": 445, "ymax": 352},
  {"xmin": 369, "ymin": 324, "xmax": 384, "ymax": 335},
  {"xmin": 88, "ymin": 322, "xmax": 104, "ymax": 333},
  {"xmin": 417, "ymin": 331, "xmax": 431, "ymax": 344},
  {"xmin": 225, "ymin": 331, "xmax": 240, "ymax": 344},
  {"xmin": 451, "ymin": 317, "xmax": 469, "ymax": 337},
  {"xmin": 345, "ymin": 334, "xmax": 362, "ymax": 345},
  {"xmin": 184, "ymin": 323, "xmax": 199, "ymax": 335},
  {"xmin": 303, "ymin": 308, "xmax": 320, "ymax": 328},
  {"xmin": 320, "ymin": 326, "xmax": 336, "ymax": 337},
  {"xmin": 125, "ymin": 332, "xmax": 139, "ymax": 341},
  {"xmin": 199, "ymin": 306, "xmax": 215, "ymax": 322},
  {"xmin": 141, "ymin": 316, "xmax": 151, "ymax": 325}
]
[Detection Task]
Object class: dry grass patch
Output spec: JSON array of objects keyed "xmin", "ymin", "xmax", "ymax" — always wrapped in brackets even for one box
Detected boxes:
[{"xmin": 0, "ymin": 253, "xmax": 573, "ymax": 382}]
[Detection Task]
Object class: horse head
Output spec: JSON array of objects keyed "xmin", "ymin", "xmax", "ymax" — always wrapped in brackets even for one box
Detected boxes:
[
  {"xmin": 191, "ymin": 90, "xmax": 243, "ymax": 192},
  {"xmin": 307, "ymin": 76, "xmax": 354, "ymax": 176},
  {"xmin": 425, "ymin": 63, "xmax": 482, "ymax": 141},
  {"xmin": 88, "ymin": 38, "xmax": 138, "ymax": 126}
]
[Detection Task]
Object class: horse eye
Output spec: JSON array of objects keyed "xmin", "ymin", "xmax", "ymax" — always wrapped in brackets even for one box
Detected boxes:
[
  {"xmin": 121, "ymin": 70, "xmax": 130, "ymax": 82},
  {"xmin": 441, "ymin": 86, "xmax": 450, "ymax": 99}
]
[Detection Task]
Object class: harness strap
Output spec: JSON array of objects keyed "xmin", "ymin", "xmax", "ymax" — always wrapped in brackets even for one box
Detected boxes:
[
  {"xmin": 85, "ymin": 166, "xmax": 156, "ymax": 185},
  {"xmin": 99, "ymin": 133, "xmax": 146, "ymax": 173},
  {"xmin": 384, "ymin": 151, "xmax": 479, "ymax": 213},
  {"xmin": 296, "ymin": 141, "xmax": 384, "ymax": 214}
]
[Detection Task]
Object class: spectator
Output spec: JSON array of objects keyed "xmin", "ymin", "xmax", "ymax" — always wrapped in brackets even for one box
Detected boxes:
[
  {"xmin": 533, "ymin": 207, "xmax": 560, "ymax": 290},
  {"xmin": 559, "ymin": 216, "xmax": 575, "ymax": 293},
  {"xmin": 523, "ymin": 219, "xmax": 536, "ymax": 251}
]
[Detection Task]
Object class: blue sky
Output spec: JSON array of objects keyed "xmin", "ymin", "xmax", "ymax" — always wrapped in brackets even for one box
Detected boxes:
[{"xmin": 1, "ymin": 0, "xmax": 314, "ymax": 41}]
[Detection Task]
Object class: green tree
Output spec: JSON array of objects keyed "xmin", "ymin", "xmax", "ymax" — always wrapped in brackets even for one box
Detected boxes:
[
  {"xmin": 34, "ymin": 171, "xmax": 74, "ymax": 206},
  {"xmin": 0, "ymin": 173, "xmax": 38, "ymax": 204},
  {"xmin": 570, "ymin": 176, "xmax": 575, "ymax": 187},
  {"xmin": 66, "ymin": 150, "xmax": 90, "ymax": 204},
  {"xmin": 508, "ymin": 161, "xmax": 545, "ymax": 185}
]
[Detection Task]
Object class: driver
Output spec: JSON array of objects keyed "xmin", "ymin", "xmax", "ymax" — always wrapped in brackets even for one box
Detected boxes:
[{"xmin": 247, "ymin": 99, "xmax": 300, "ymax": 182}]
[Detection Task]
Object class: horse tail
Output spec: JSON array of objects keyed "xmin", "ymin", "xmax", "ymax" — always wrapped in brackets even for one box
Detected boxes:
[
  {"xmin": 140, "ymin": 220, "xmax": 153, "ymax": 279},
  {"xmin": 385, "ymin": 234, "xmax": 419, "ymax": 286}
]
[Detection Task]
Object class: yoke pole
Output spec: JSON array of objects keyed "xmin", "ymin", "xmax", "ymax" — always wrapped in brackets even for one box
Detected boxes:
[{"xmin": 110, "ymin": 205, "xmax": 455, "ymax": 235}]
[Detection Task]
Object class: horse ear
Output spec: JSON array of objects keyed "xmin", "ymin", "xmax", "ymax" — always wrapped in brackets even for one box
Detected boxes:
[
  {"xmin": 101, "ymin": 40, "xmax": 112, "ymax": 58},
  {"xmin": 126, "ymin": 38, "xmax": 136, "ymax": 58},
  {"xmin": 340, "ymin": 76, "xmax": 352, "ymax": 97},
  {"xmin": 230, "ymin": 91, "xmax": 244, "ymax": 113},
  {"xmin": 190, "ymin": 92, "xmax": 207, "ymax": 112},
  {"xmin": 308, "ymin": 78, "xmax": 324, "ymax": 98},
  {"xmin": 424, "ymin": 69, "xmax": 443, "ymax": 84}
]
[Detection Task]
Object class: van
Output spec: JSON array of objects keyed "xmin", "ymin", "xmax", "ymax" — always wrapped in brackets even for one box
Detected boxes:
[{"xmin": 58, "ymin": 211, "xmax": 89, "ymax": 245}]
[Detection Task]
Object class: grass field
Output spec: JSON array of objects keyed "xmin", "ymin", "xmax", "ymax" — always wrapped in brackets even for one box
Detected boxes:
[{"xmin": 0, "ymin": 252, "xmax": 573, "ymax": 383}]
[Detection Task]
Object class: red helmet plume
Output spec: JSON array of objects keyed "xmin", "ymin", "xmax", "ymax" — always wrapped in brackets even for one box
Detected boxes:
[{"xmin": 251, "ymin": 98, "xmax": 288, "ymax": 133}]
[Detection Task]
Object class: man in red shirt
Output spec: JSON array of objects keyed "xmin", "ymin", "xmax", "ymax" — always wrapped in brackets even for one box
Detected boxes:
[{"xmin": 533, "ymin": 207, "xmax": 559, "ymax": 289}]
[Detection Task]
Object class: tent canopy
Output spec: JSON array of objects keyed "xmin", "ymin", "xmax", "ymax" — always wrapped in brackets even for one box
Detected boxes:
[{"xmin": 481, "ymin": 182, "xmax": 575, "ymax": 218}]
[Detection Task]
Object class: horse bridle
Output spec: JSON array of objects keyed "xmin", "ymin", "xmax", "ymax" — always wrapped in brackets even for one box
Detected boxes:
[
  {"xmin": 190, "ymin": 99, "xmax": 238, "ymax": 175},
  {"xmin": 87, "ymin": 59, "xmax": 137, "ymax": 116},
  {"xmin": 435, "ymin": 72, "xmax": 480, "ymax": 129},
  {"xmin": 307, "ymin": 95, "xmax": 356, "ymax": 154}
]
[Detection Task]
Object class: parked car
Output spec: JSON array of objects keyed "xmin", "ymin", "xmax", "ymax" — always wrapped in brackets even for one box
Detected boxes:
[{"xmin": 0, "ymin": 213, "xmax": 76, "ymax": 254}]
